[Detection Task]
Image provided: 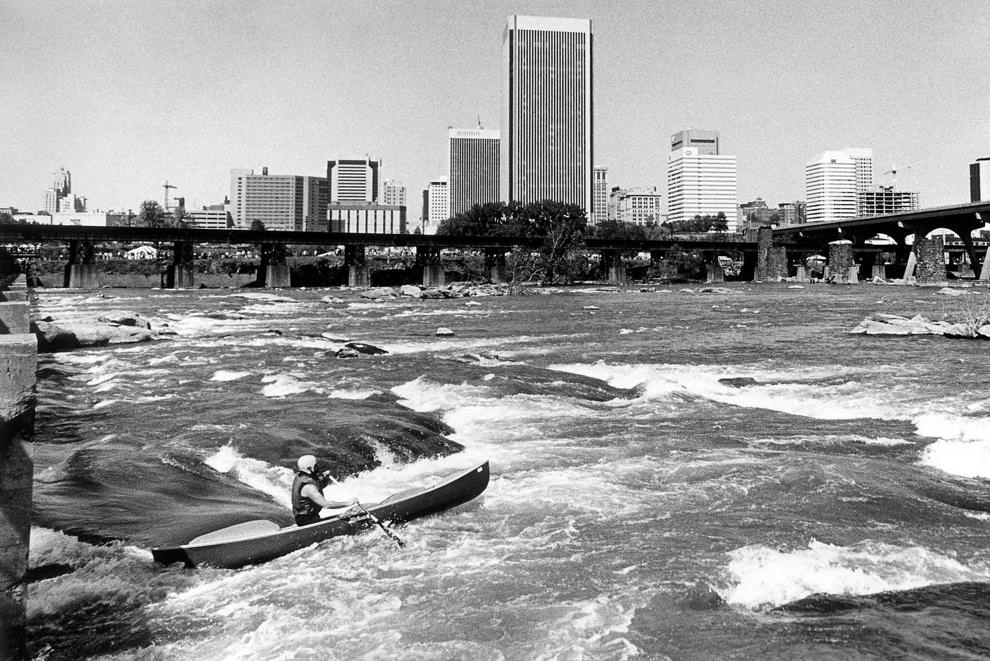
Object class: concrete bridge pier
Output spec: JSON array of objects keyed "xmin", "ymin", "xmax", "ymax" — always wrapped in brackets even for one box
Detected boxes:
[
  {"xmin": 754, "ymin": 228, "xmax": 788, "ymax": 281},
  {"xmin": 828, "ymin": 243, "xmax": 856, "ymax": 283},
  {"xmin": 913, "ymin": 235, "xmax": 946, "ymax": 284},
  {"xmin": 1, "ymin": 275, "xmax": 36, "ymax": 661},
  {"xmin": 483, "ymin": 248, "xmax": 507, "ymax": 284},
  {"xmin": 167, "ymin": 241, "xmax": 195, "ymax": 289},
  {"xmin": 980, "ymin": 247, "xmax": 990, "ymax": 281},
  {"xmin": 417, "ymin": 247, "xmax": 445, "ymax": 287},
  {"xmin": 601, "ymin": 251, "xmax": 626, "ymax": 285},
  {"xmin": 704, "ymin": 252, "xmax": 725, "ymax": 283},
  {"xmin": 344, "ymin": 245, "xmax": 369, "ymax": 287},
  {"xmin": 63, "ymin": 240, "xmax": 98, "ymax": 288},
  {"xmin": 259, "ymin": 243, "xmax": 291, "ymax": 288}
]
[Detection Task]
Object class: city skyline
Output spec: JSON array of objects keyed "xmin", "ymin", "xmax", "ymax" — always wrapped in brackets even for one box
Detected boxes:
[{"xmin": 1, "ymin": 1, "xmax": 987, "ymax": 215}]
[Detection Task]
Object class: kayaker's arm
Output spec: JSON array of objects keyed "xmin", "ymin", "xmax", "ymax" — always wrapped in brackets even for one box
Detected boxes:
[{"xmin": 300, "ymin": 483, "xmax": 357, "ymax": 510}]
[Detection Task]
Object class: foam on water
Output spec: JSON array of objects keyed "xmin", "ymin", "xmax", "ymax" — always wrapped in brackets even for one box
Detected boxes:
[
  {"xmin": 551, "ymin": 361, "xmax": 910, "ymax": 421},
  {"xmin": 260, "ymin": 373, "xmax": 316, "ymax": 397},
  {"xmin": 210, "ymin": 369, "xmax": 252, "ymax": 382},
  {"xmin": 720, "ymin": 539, "xmax": 990, "ymax": 609},
  {"xmin": 914, "ymin": 412, "xmax": 990, "ymax": 479}
]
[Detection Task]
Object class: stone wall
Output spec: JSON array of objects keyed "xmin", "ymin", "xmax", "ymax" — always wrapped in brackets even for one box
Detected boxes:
[
  {"xmin": 0, "ymin": 275, "xmax": 35, "ymax": 660},
  {"xmin": 828, "ymin": 243, "xmax": 855, "ymax": 283}
]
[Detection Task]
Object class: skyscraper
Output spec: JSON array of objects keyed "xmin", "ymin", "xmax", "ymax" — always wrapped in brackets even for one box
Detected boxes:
[
  {"xmin": 592, "ymin": 166, "xmax": 609, "ymax": 224},
  {"xmin": 670, "ymin": 130, "xmax": 720, "ymax": 156},
  {"xmin": 448, "ymin": 128, "xmax": 500, "ymax": 217},
  {"xmin": 327, "ymin": 158, "xmax": 381, "ymax": 202},
  {"xmin": 971, "ymin": 158, "xmax": 990, "ymax": 202},
  {"xmin": 426, "ymin": 177, "xmax": 448, "ymax": 233},
  {"xmin": 502, "ymin": 15, "xmax": 592, "ymax": 212},
  {"xmin": 805, "ymin": 151, "xmax": 858, "ymax": 223},
  {"xmin": 666, "ymin": 130, "xmax": 737, "ymax": 230}
]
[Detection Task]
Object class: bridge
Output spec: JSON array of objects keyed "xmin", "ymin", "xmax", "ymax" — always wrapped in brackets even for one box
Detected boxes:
[
  {"xmin": 0, "ymin": 223, "xmax": 758, "ymax": 289},
  {"xmin": 769, "ymin": 201, "xmax": 990, "ymax": 283}
]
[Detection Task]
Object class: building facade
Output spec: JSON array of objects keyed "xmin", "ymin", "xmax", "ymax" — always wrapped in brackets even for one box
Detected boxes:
[
  {"xmin": 327, "ymin": 158, "xmax": 381, "ymax": 203},
  {"xmin": 592, "ymin": 167, "xmax": 609, "ymax": 224},
  {"xmin": 670, "ymin": 129, "xmax": 720, "ymax": 156},
  {"xmin": 805, "ymin": 151, "xmax": 858, "ymax": 223},
  {"xmin": 229, "ymin": 168, "xmax": 329, "ymax": 231},
  {"xmin": 502, "ymin": 15, "xmax": 592, "ymax": 212},
  {"xmin": 666, "ymin": 131, "xmax": 738, "ymax": 230},
  {"xmin": 427, "ymin": 177, "xmax": 449, "ymax": 232},
  {"xmin": 186, "ymin": 205, "xmax": 231, "ymax": 230},
  {"xmin": 778, "ymin": 201, "xmax": 806, "ymax": 226},
  {"xmin": 448, "ymin": 128, "xmax": 500, "ymax": 217},
  {"xmin": 971, "ymin": 158, "xmax": 990, "ymax": 202},
  {"xmin": 329, "ymin": 202, "xmax": 406, "ymax": 234},
  {"xmin": 608, "ymin": 187, "xmax": 662, "ymax": 225},
  {"xmin": 383, "ymin": 179, "xmax": 407, "ymax": 208}
]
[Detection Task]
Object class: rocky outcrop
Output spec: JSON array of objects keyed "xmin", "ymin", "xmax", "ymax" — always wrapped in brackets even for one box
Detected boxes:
[
  {"xmin": 850, "ymin": 313, "xmax": 990, "ymax": 339},
  {"xmin": 31, "ymin": 313, "xmax": 158, "ymax": 352}
]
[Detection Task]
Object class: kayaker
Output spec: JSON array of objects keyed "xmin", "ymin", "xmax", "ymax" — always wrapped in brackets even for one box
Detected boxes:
[{"xmin": 292, "ymin": 454, "xmax": 359, "ymax": 526}]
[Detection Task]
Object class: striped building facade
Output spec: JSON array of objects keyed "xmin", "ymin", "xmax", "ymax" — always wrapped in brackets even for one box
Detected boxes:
[
  {"xmin": 501, "ymin": 15, "xmax": 592, "ymax": 212},
  {"xmin": 448, "ymin": 128, "xmax": 500, "ymax": 217}
]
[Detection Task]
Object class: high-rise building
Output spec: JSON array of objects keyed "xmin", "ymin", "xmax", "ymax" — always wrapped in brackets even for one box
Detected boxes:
[
  {"xmin": 592, "ymin": 167, "xmax": 609, "ymax": 224},
  {"xmin": 52, "ymin": 168, "xmax": 71, "ymax": 197},
  {"xmin": 846, "ymin": 147, "xmax": 874, "ymax": 194},
  {"xmin": 857, "ymin": 186, "xmax": 919, "ymax": 216},
  {"xmin": 805, "ymin": 151, "xmax": 858, "ymax": 223},
  {"xmin": 448, "ymin": 128, "xmax": 500, "ymax": 217},
  {"xmin": 229, "ymin": 168, "xmax": 329, "ymax": 231},
  {"xmin": 327, "ymin": 158, "xmax": 381, "ymax": 203},
  {"xmin": 666, "ymin": 130, "xmax": 737, "ymax": 230},
  {"xmin": 383, "ymin": 179, "xmax": 407, "ymax": 208},
  {"xmin": 971, "ymin": 158, "xmax": 990, "ymax": 202},
  {"xmin": 427, "ymin": 177, "xmax": 449, "ymax": 232},
  {"xmin": 670, "ymin": 130, "xmax": 720, "ymax": 156},
  {"xmin": 502, "ymin": 15, "xmax": 592, "ymax": 212},
  {"xmin": 609, "ymin": 187, "xmax": 662, "ymax": 225}
]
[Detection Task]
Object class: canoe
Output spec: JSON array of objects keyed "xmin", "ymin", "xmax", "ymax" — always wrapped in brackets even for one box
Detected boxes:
[{"xmin": 152, "ymin": 461, "xmax": 490, "ymax": 569}]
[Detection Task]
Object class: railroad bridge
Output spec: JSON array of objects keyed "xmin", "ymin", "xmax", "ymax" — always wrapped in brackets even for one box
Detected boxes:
[{"xmin": 0, "ymin": 225, "xmax": 757, "ymax": 288}]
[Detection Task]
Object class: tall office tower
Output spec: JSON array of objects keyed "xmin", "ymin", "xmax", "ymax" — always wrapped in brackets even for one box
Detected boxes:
[
  {"xmin": 592, "ymin": 167, "xmax": 609, "ymax": 224},
  {"xmin": 846, "ymin": 147, "xmax": 874, "ymax": 193},
  {"xmin": 805, "ymin": 151, "xmax": 858, "ymax": 223},
  {"xmin": 670, "ymin": 129, "xmax": 720, "ymax": 156},
  {"xmin": 43, "ymin": 188, "xmax": 59, "ymax": 215},
  {"xmin": 52, "ymin": 168, "xmax": 71, "ymax": 196},
  {"xmin": 448, "ymin": 128, "xmax": 501, "ymax": 217},
  {"xmin": 426, "ymin": 177, "xmax": 448, "ymax": 233},
  {"xmin": 229, "ymin": 168, "xmax": 329, "ymax": 231},
  {"xmin": 971, "ymin": 158, "xmax": 990, "ymax": 201},
  {"xmin": 327, "ymin": 158, "xmax": 381, "ymax": 202},
  {"xmin": 383, "ymin": 179, "xmax": 408, "ymax": 207},
  {"xmin": 666, "ymin": 130, "xmax": 738, "ymax": 230},
  {"xmin": 502, "ymin": 15, "xmax": 592, "ymax": 211}
]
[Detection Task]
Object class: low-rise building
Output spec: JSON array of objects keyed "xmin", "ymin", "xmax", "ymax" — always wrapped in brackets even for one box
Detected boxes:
[
  {"xmin": 608, "ymin": 187, "xmax": 662, "ymax": 225},
  {"xmin": 329, "ymin": 202, "xmax": 406, "ymax": 234}
]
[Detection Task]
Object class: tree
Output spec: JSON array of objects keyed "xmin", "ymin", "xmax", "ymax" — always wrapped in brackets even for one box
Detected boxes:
[
  {"xmin": 0, "ymin": 212, "xmax": 14, "ymax": 225},
  {"xmin": 138, "ymin": 200, "xmax": 167, "ymax": 228},
  {"xmin": 250, "ymin": 219, "xmax": 266, "ymax": 232},
  {"xmin": 518, "ymin": 200, "xmax": 588, "ymax": 285}
]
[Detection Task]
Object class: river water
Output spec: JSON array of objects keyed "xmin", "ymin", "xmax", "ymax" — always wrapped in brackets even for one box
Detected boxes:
[{"xmin": 24, "ymin": 282, "xmax": 990, "ymax": 660}]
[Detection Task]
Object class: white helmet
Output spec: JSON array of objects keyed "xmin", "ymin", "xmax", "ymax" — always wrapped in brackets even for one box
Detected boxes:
[{"xmin": 297, "ymin": 454, "xmax": 317, "ymax": 474}]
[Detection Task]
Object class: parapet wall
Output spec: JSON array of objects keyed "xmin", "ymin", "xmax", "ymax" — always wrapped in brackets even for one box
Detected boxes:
[{"xmin": 0, "ymin": 274, "xmax": 35, "ymax": 660}]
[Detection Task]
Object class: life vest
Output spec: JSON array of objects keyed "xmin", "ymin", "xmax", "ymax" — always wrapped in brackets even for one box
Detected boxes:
[{"xmin": 291, "ymin": 473, "xmax": 320, "ymax": 519}]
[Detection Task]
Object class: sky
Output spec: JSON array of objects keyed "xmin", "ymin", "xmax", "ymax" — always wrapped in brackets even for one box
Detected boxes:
[{"xmin": 2, "ymin": 0, "xmax": 988, "ymax": 215}]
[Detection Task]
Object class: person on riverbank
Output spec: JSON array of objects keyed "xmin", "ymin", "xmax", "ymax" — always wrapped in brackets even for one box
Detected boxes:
[{"xmin": 292, "ymin": 454, "xmax": 359, "ymax": 526}]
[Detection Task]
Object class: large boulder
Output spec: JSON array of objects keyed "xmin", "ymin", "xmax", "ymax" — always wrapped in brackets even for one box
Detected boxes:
[{"xmin": 33, "ymin": 319, "xmax": 154, "ymax": 352}]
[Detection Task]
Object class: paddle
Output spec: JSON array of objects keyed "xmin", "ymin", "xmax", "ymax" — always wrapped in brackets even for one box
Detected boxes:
[{"xmin": 324, "ymin": 473, "xmax": 405, "ymax": 548}]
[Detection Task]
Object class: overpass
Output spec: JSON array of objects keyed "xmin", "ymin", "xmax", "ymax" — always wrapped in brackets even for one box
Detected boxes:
[
  {"xmin": 0, "ymin": 223, "xmax": 757, "ymax": 288},
  {"xmin": 770, "ymin": 201, "xmax": 990, "ymax": 283}
]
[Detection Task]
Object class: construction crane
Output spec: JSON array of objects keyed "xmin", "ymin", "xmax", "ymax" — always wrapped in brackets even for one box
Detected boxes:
[
  {"xmin": 163, "ymin": 181, "xmax": 178, "ymax": 210},
  {"xmin": 881, "ymin": 162, "xmax": 920, "ymax": 188}
]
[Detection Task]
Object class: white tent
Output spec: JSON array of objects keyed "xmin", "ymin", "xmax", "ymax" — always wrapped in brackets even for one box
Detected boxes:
[{"xmin": 125, "ymin": 245, "xmax": 158, "ymax": 260}]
